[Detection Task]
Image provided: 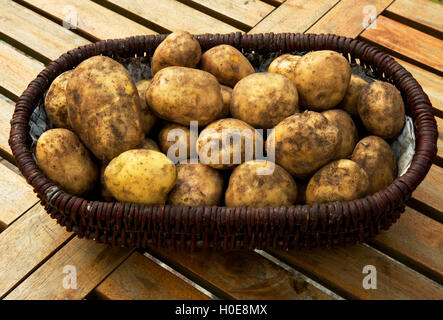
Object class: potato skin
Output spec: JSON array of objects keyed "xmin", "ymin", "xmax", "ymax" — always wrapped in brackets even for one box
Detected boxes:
[
  {"xmin": 36, "ymin": 128, "xmax": 98, "ymax": 195},
  {"xmin": 197, "ymin": 118, "xmax": 262, "ymax": 169},
  {"xmin": 147, "ymin": 66, "xmax": 223, "ymax": 126},
  {"xmin": 66, "ymin": 56, "xmax": 144, "ymax": 162},
  {"xmin": 136, "ymin": 79, "xmax": 157, "ymax": 134},
  {"xmin": 218, "ymin": 85, "xmax": 232, "ymax": 119},
  {"xmin": 104, "ymin": 149, "xmax": 176, "ymax": 205},
  {"xmin": 100, "ymin": 164, "xmax": 114, "ymax": 201},
  {"xmin": 168, "ymin": 163, "xmax": 223, "ymax": 206},
  {"xmin": 231, "ymin": 72, "xmax": 299, "ymax": 129},
  {"xmin": 268, "ymin": 54, "xmax": 300, "ymax": 85},
  {"xmin": 295, "ymin": 50, "xmax": 351, "ymax": 110},
  {"xmin": 358, "ymin": 81, "xmax": 405, "ymax": 139},
  {"xmin": 267, "ymin": 111, "xmax": 340, "ymax": 178},
  {"xmin": 44, "ymin": 70, "xmax": 73, "ymax": 129},
  {"xmin": 141, "ymin": 137, "xmax": 160, "ymax": 151},
  {"xmin": 158, "ymin": 122, "xmax": 193, "ymax": 161},
  {"xmin": 306, "ymin": 159, "xmax": 369, "ymax": 205},
  {"xmin": 225, "ymin": 160, "xmax": 297, "ymax": 208},
  {"xmin": 338, "ymin": 74, "xmax": 368, "ymax": 116},
  {"xmin": 322, "ymin": 109, "xmax": 358, "ymax": 159},
  {"xmin": 200, "ymin": 45, "xmax": 254, "ymax": 87},
  {"xmin": 351, "ymin": 136, "xmax": 397, "ymax": 195},
  {"xmin": 151, "ymin": 31, "xmax": 201, "ymax": 75}
]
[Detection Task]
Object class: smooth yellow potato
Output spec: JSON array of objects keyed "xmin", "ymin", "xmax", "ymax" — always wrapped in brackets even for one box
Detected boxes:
[
  {"xmin": 306, "ymin": 159, "xmax": 369, "ymax": 204},
  {"xmin": 44, "ymin": 70, "xmax": 73, "ymax": 129},
  {"xmin": 231, "ymin": 72, "xmax": 299, "ymax": 129},
  {"xmin": 200, "ymin": 44, "xmax": 254, "ymax": 87},
  {"xmin": 295, "ymin": 50, "xmax": 351, "ymax": 110},
  {"xmin": 136, "ymin": 79, "xmax": 157, "ymax": 134},
  {"xmin": 147, "ymin": 66, "xmax": 223, "ymax": 126},
  {"xmin": 36, "ymin": 128, "xmax": 98, "ymax": 195},
  {"xmin": 158, "ymin": 122, "xmax": 193, "ymax": 162},
  {"xmin": 358, "ymin": 81, "xmax": 405, "ymax": 139},
  {"xmin": 267, "ymin": 111, "xmax": 340, "ymax": 178},
  {"xmin": 351, "ymin": 136, "xmax": 397, "ymax": 195},
  {"xmin": 66, "ymin": 56, "xmax": 144, "ymax": 162},
  {"xmin": 100, "ymin": 164, "xmax": 114, "ymax": 201},
  {"xmin": 225, "ymin": 160, "xmax": 297, "ymax": 207},
  {"xmin": 322, "ymin": 109, "xmax": 358, "ymax": 159},
  {"xmin": 218, "ymin": 85, "xmax": 232, "ymax": 119},
  {"xmin": 141, "ymin": 137, "xmax": 160, "ymax": 151},
  {"xmin": 151, "ymin": 31, "xmax": 201, "ymax": 75},
  {"xmin": 104, "ymin": 149, "xmax": 176, "ymax": 205},
  {"xmin": 338, "ymin": 74, "xmax": 368, "ymax": 116},
  {"xmin": 268, "ymin": 54, "xmax": 300, "ymax": 85},
  {"xmin": 168, "ymin": 163, "xmax": 223, "ymax": 206}
]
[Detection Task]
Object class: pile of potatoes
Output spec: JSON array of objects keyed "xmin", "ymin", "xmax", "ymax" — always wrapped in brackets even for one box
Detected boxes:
[{"xmin": 37, "ymin": 31, "xmax": 405, "ymax": 207}]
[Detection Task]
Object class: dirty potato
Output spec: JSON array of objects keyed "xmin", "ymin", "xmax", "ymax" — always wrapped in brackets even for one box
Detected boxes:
[
  {"xmin": 136, "ymin": 79, "xmax": 157, "ymax": 134},
  {"xmin": 225, "ymin": 160, "xmax": 297, "ymax": 207},
  {"xmin": 158, "ymin": 122, "xmax": 194, "ymax": 162},
  {"xmin": 322, "ymin": 109, "xmax": 358, "ymax": 159},
  {"xmin": 197, "ymin": 118, "xmax": 262, "ymax": 170},
  {"xmin": 231, "ymin": 72, "xmax": 299, "ymax": 128},
  {"xmin": 295, "ymin": 50, "xmax": 351, "ymax": 110},
  {"xmin": 351, "ymin": 136, "xmax": 397, "ymax": 195},
  {"xmin": 218, "ymin": 85, "xmax": 233, "ymax": 119},
  {"xmin": 358, "ymin": 81, "xmax": 405, "ymax": 139},
  {"xmin": 36, "ymin": 128, "xmax": 98, "ymax": 195},
  {"xmin": 147, "ymin": 66, "xmax": 223, "ymax": 126},
  {"xmin": 267, "ymin": 111, "xmax": 340, "ymax": 178},
  {"xmin": 338, "ymin": 74, "xmax": 368, "ymax": 116},
  {"xmin": 200, "ymin": 44, "xmax": 255, "ymax": 87},
  {"xmin": 151, "ymin": 31, "xmax": 201, "ymax": 75},
  {"xmin": 44, "ymin": 70, "xmax": 73, "ymax": 129},
  {"xmin": 104, "ymin": 149, "xmax": 176, "ymax": 205},
  {"xmin": 168, "ymin": 163, "xmax": 223, "ymax": 206},
  {"xmin": 306, "ymin": 159, "xmax": 369, "ymax": 204},
  {"xmin": 66, "ymin": 56, "xmax": 144, "ymax": 162},
  {"xmin": 267, "ymin": 54, "xmax": 300, "ymax": 85},
  {"xmin": 141, "ymin": 137, "xmax": 160, "ymax": 151}
]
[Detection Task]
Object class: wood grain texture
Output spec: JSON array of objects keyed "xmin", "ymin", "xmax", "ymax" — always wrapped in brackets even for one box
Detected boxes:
[
  {"xmin": 370, "ymin": 207, "xmax": 443, "ymax": 283},
  {"xmin": 0, "ymin": 96, "xmax": 13, "ymax": 157},
  {"xmin": 361, "ymin": 16, "xmax": 443, "ymax": 74},
  {"xmin": 94, "ymin": 252, "xmax": 210, "ymax": 300},
  {"xmin": 0, "ymin": 205, "xmax": 71, "ymax": 298},
  {"xmin": 148, "ymin": 247, "xmax": 335, "ymax": 300},
  {"xmin": 307, "ymin": 0, "xmax": 393, "ymax": 37},
  {"xmin": 250, "ymin": 0, "xmax": 340, "ymax": 33},
  {"xmin": 436, "ymin": 116, "xmax": 443, "ymax": 163},
  {"xmin": 5, "ymin": 238, "xmax": 133, "ymax": 300},
  {"xmin": 16, "ymin": 0, "xmax": 156, "ymax": 41}
]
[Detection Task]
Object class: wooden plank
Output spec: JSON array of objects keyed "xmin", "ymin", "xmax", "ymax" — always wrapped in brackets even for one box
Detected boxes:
[
  {"xmin": 0, "ymin": 96, "xmax": 13, "ymax": 157},
  {"xmin": 361, "ymin": 16, "xmax": 443, "ymax": 74},
  {"xmin": 385, "ymin": 0, "xmax": 443, "ymax": 36},
  {"xmin": 94, "ymin": 252, "xmax": 211, "ymax": 300},
  {"xmin": 250, "ymin": 0, "xmax": 340, "ymax": 34},
  {"xmin": 307, "ymin": 0, "xmax": 393, "ymax": 37},
  {"xmin": 269, "ymin": 244, "xmax": 443, "ymax": 299},
  {"xmin": 436, "ymin": 116, "xmax": 443, "ymax": 164},
  {"xmin": 5, "ymin": 237, "xmax": 132, "ymax": 300},
  {"xmin": 0, "ymin": 0, "xmax": 89, "ymax": 63},
  {"xmin": 370, "ymin": 207, "xmax": 443, "ymax": 283},
  {"xmin": 16, "ymin": 0, "xmax": 156, "ymax": 41},
  {"xmin": 148, "ymin": 247, "xmax": 335, "ymax": 300},
  {"xmin": 0, "ymin": 40, "xmax": 44, "ymax": 100},
  {"xmin": 97, "ymin": 0, "xmax": 240, "ymax": 33},
  {"xmin": 0, "ymin": 205, "xmax": 71, "ymax": 298}
]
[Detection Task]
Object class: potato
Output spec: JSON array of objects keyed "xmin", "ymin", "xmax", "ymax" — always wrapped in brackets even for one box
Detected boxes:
[
  {"xmin": 168, "ymin": 163, "xmax": 223, "ymax": 206},
  {"xmin": 104, "ymin": 149, "xmax": 176, "ymax": 204},
  {"xmin": 322, "ymin": 109, "xmax": 358, "ymax": 159},
  {"xmin": 136, "ymin": 79, "xmax": 157, "ymax": 134},
  {"xmin": 141, "ymin": 137, "xmax": 160, "ymax": 151},
  {"xmin": 358, "ymin": 81, "xmax": 405, "ymax": 139},
  {"xmin": 267, "ymin": 111, "xmax": 340, "ymax": 178},
  {"xmin": 66, "ymin": 56, "xmax": 144, "ymax": 162},
  {"xmin": 218, "ymin": 85, "xmax": 232, "ymax": 119},
  {"xmin": 158, "ymin": 122, "xmax": 193, "ymax": 162},
  {"xmin": 44, "ymin": 70, "xmax": 73, "ymax": 129},
  {"xmin": 225, "ymin": 160, "xmax": 297, "ymax": 207},
  {"xmin": 100, "ymin": 164, "xmax": 114, "ymax": 201},
  {"xmin": 351, "ymin": 136, "xmax": 397, "ymax": 195},
  {"xmin": 36, "ymin": 128, "xmax": 98, "ymax": 195},
  {"xmin": 231, "ymin": 72, "xmax": 299, "ymax": 128},
  {"xmin": 268, "ymin": 54, "xmax": 300, "ymax": 85},
  {"xmin": 294, "ymin": 50, "xmax": 351, "ymax": 110},
  {"xmin": 338, "ymin": 74, "xmax": 368, "ymax": 116},
  {"xmin": 200, "ymin": 44, "xmax": 254, "ymax": 87},
  {"xmin": 147, "ymin": 66, "xmax": 223, "ymax": 126},
  {"xmin": 306, "ymin": 159, "xmax": 369, "ymax": 204},
  {"xmin": 151, "ymin": 31, "xmax": 201, "ymax": 75},
  {"xmin": 197, "ymin": 118, "xmax": 262, "ymax": 169}
]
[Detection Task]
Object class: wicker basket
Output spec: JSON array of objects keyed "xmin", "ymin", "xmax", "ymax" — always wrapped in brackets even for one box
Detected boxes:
[{"xmin": 9, "ymin": 33, "xmax": 438, "ymax": 250}]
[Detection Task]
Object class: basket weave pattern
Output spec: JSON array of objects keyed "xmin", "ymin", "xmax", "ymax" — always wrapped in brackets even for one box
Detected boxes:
[{"xmin": 9, "ymin": 33, "xmax": 438, "ymax": 250}]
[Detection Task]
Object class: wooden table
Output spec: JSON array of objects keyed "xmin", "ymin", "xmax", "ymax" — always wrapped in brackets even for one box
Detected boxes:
[{"xmin": 0, "ymin": 0, "xmax": 442, "ymax": 300}]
